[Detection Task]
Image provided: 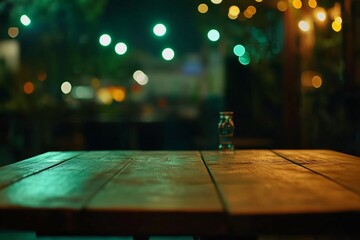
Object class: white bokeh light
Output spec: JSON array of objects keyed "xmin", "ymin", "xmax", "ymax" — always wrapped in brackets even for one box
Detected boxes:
[
  {"xmin": 115, "ymin": 42, "xmax": 127, "ymax": 55},
  {"xmin": 20, "ymin": 15, "xmax": 31, "ymax": 26},
  {"xmin": 162, "ymin": 48, "xmax": 175, "ymax": 61},
  {"xmin": 99, "ymin": 34, "xmax": 111, "ymax": 46},
  {"xmin": 153, "ymin": 23, "xmax": 167, "ymax": 37},
  {"xmin": 133, "ymin": 70, "xmax": 149, "ymax": 85},
  {"xmin": 61, "ymin": 82, "xmax": 72, "ymax": 94}
]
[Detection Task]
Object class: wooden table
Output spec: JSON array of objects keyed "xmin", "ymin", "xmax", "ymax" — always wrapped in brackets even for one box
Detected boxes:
[{"xmin": 0, "ymin": 150, "xmax": 359, "ymax": 237}]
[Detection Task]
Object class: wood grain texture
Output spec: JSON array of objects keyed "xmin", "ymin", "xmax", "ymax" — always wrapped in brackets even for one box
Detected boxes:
[
  {"xmin": 82, "ymin": 151, "xmax": 225, "ymax": 235},
  {"xmin": 274, "ymin": 149, "xmax": 360, "ymax": 195},
  {"xmin": 0, "ymin": 151, "xmax": 134, "ymax": 231},
  {"xmin": 202, "ymin": 150, "xmax": 360, "ymax": 234},
  {"xmin": 0, "ymin": 152, "xmax": 80, "ymax": 189},
  {"xmin": 1, "ymin": 150, "xmax": 359, "ymax": 236}
]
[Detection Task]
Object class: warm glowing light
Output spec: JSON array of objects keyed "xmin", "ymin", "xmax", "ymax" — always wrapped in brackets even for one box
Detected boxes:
[
  {"xmin": 335, "ymin": 16, "xmax": 342, "ymax": 24},
  {"xmin": 207, "ymin": 29, "xmax": 220, "ymax": 42},
  {"xmin": 255, "ymin": 0, "xmax": 263, "ymax": 2},
  {"xmin": 292, "ymin": 0, "xmax": 302, "ymax": 9},
  {"xmin": 312, "ymin": 75, "xmax": 322, "ymax": 88},
  {"xmin": 8, "ymin": 27, "xmax": 19, "ymax": 38},
  {"xmin": 162, "ymin": 48, "xmax": 175, "ymax": 61},
  {"xmin": 329, "ymin": 3, "xmax": 341, "ymax": 21},
  {"xmin": 153, "ymin": 23, "xmax": 166, "ymax": 37},
  {"xmin": 115, "ymin": 42, "xmax": 127, "ymax": 55},
  {"xmin": 99, "ymin": 34, "xmax": 111, "ymax": 46},
  {"xmin": 247, "ymin": 6, "xmax": 256, "ymax": 15},
  {"xmin": 211, "ymin": 0, "xmax": 222, "ymax": 4},
  {"xmin": 244, "ymin": 10, "xmax": 253, "ymax": 18},
  {"xmin": 233, "ymin": 44, "xmax": 246, "ymax": 57},
  {"xmin": 112, "ymin": 87, "xmax": 126, "ymax": 102},
  {"xmin": 298, "ymin": 20, "xmax": 310, "ymax": 32},
  {"xmin": 277, "ymin": 1, "xmax": 288, "ymax": 12},
  {"xmin": 243, "ymin": 6, "xmax": 256, "ymax": 18},
  {"xmin": 37, "ymin": 72, "xmax": 47, "ymax": 81},
  {"xmin": 97, "ymin": 88, "xmax": 113, "ymax": 105},
  {"xmin": 301, "ymin": 71, "xmax": 313, "ymax": 86},
  {"xmin": 228, "ymin": 13, "xmax": 238, "ymax": 20},
  {"xmin": 308, "ymin": 0, "xmax": 317, "ymax": 8},
  {"xmin": 61, "ymin": 81, "xmax": 72, "ymax": 94},
  {"xmin": 198, "ymin": 3, "xmax": 208, "ymax": 13},
  {"xmin": 20, "ymin": 15, "xmax": 31, "ymax": 26},
  {"xmin": 332, "ymin": 21, "xmax": 342, "ymax": 32},
  {"xmin": 133, "ymin": 70, "xmax": 149, "ymax": 85},
  {"xmin": 24, "ymin": 81, "xmax": 34, "ymax": 94},
  {"xmin": 229, "ymin": 5, "xmax": 240, "ymax": 16},
  {"xmin": 315, "ymin": 7, "xmax": 326, "ymax": 22}
]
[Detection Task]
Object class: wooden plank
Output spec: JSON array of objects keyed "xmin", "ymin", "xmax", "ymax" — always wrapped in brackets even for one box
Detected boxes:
[
  {"xmin": 0, "ymin": 151, "xmax": 134, "ymax": 232},
  {"xmin": 274, "ymin": 149, "xmax": 360, "ymax": 195},
  {"xmin": 81, "ymin": 151, "xmax": 226, "ymax": 236},
  {"xmin": 0, "ymin": 151, "xmax": 80, "ymax": 189},
  {"xmin": 202, "ymin": 150, "xmax": 360, "ymax": 235}
]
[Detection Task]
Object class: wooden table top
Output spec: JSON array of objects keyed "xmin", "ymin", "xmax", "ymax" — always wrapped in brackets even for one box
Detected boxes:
[{"xmin": 0, "ymin": 150, "xmax": 359, "ymax": 236}]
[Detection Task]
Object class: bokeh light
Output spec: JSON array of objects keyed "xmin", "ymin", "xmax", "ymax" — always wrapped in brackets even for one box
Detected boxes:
[
  {"xmin": 73, "ymin": 86, "xmax": 94, "ymax": 99},
  {"xmin": 162, "ymin": 48, "xmax": 175, "ymax": 61},
  {"xmin": 315, "ymin": 7, "xmax": 326, "ymax": 22},
  {"xmin": 115, "ymin": 42, "xmax": 127, "ymax": 55},
  {"xmin": 228, "ymin": 13, "xmax": 237, "ymax": 20},
  {"xmin": 207, "ymin": 29, "xmax": 220, "ymax": 42},
  {"xmin": 37, "ymin": 72, "xmax": 47, "ymax": 81},
  {"xmin": 308, "ymin": 0, "xmax": 317, "ymax": 8},
  {"xmin": 247, "ymin": 6, "xmax": 256, "ymax": 15},
  {"xmin": 332, "ymin": 21, "xmax": 342, "ymax": 32},
  {"xmin": 61, "ymin": 81, "xmax": 72, "ymax": 94},
  {"xmin": 211, "ymin": 0, "xmax": 222, "ymax": 4},
  {"xmin": 298, "ymin": 20, "xmax": 310, "ymax": 32},
  {"xmin": 133, "ymin": 70, "xmax": 149, "ymax": 85},
  {"xmin": 312, "ymin": 75, "xmax": 322, "ymax": 88},
  {"xmin": 97, "ymin": 88, "xmax": 113, "ymax": 105},
  {"xmin": 99, "ymin": 34, "xmax": 111, "ymax": 46},
  {"xmin": 229, "ymin": 5, "xmax": 240, "ymax": 16},
  {"xmin": 153, "ymin": 23, "xmax": 167, "ymax": 37},
  {"xmin": 233, "ymin": 44, "xmax": 246, "ymax": 57},
  {"xmin": 292, "ymin": 0, "xmax": 302, "ymax": 9},
  {"xmin": 8, "ymin": 27, "xmax": 19, "ymax": 38},
  {"xmin": 20, "ymin": 15, "xmax": 31, "ymax": 26},
  {"xmin": 239, "ymin": 52, "xmax": 250, "ymax": 65},
  {"xmin": 335, "ymin": 16, "xmax": 342, "ymax": 24},
  {"xmin": 198, "ymin": 3, "xmax": 208, "ymax": 14},
  {"xmin": 244, "ymin": 6, "xmax": 256, "ymax": 18},
  {"xmin": 24, "ymin": 81, "xmax": 35, "ymax": 94},
  {"xmin": 277, "ymin": 1, "xmax": 288, "ymax": 12},
  {"xmin": 112, "ymin": 87, "xmax": 126, "ymax": 102}
]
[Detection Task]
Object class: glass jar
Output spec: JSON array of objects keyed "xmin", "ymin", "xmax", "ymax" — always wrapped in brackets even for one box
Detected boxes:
[{"xmin": 218, "ymin": 111, "xmax": 235, "ymax": 151}]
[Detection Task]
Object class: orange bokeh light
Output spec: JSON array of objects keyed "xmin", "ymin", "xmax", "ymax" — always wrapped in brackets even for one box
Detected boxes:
[{"xmin": 24, "ymin": 81, "xmax": 35, "ymax": 94}]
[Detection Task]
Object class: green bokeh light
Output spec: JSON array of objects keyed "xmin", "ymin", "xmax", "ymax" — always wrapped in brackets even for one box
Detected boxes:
[
  {"xmin": 233, "ymin": 44, "xmax": 246, "ymax": 57},
  {"xmin": 239, "ymin": 52, "xmax": 250, "ymax": 65}
]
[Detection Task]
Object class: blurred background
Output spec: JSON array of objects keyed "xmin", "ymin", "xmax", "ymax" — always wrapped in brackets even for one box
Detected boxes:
[{"xmin": 0, "ymin": 0, "xmax": 359, "ymax": 165}]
